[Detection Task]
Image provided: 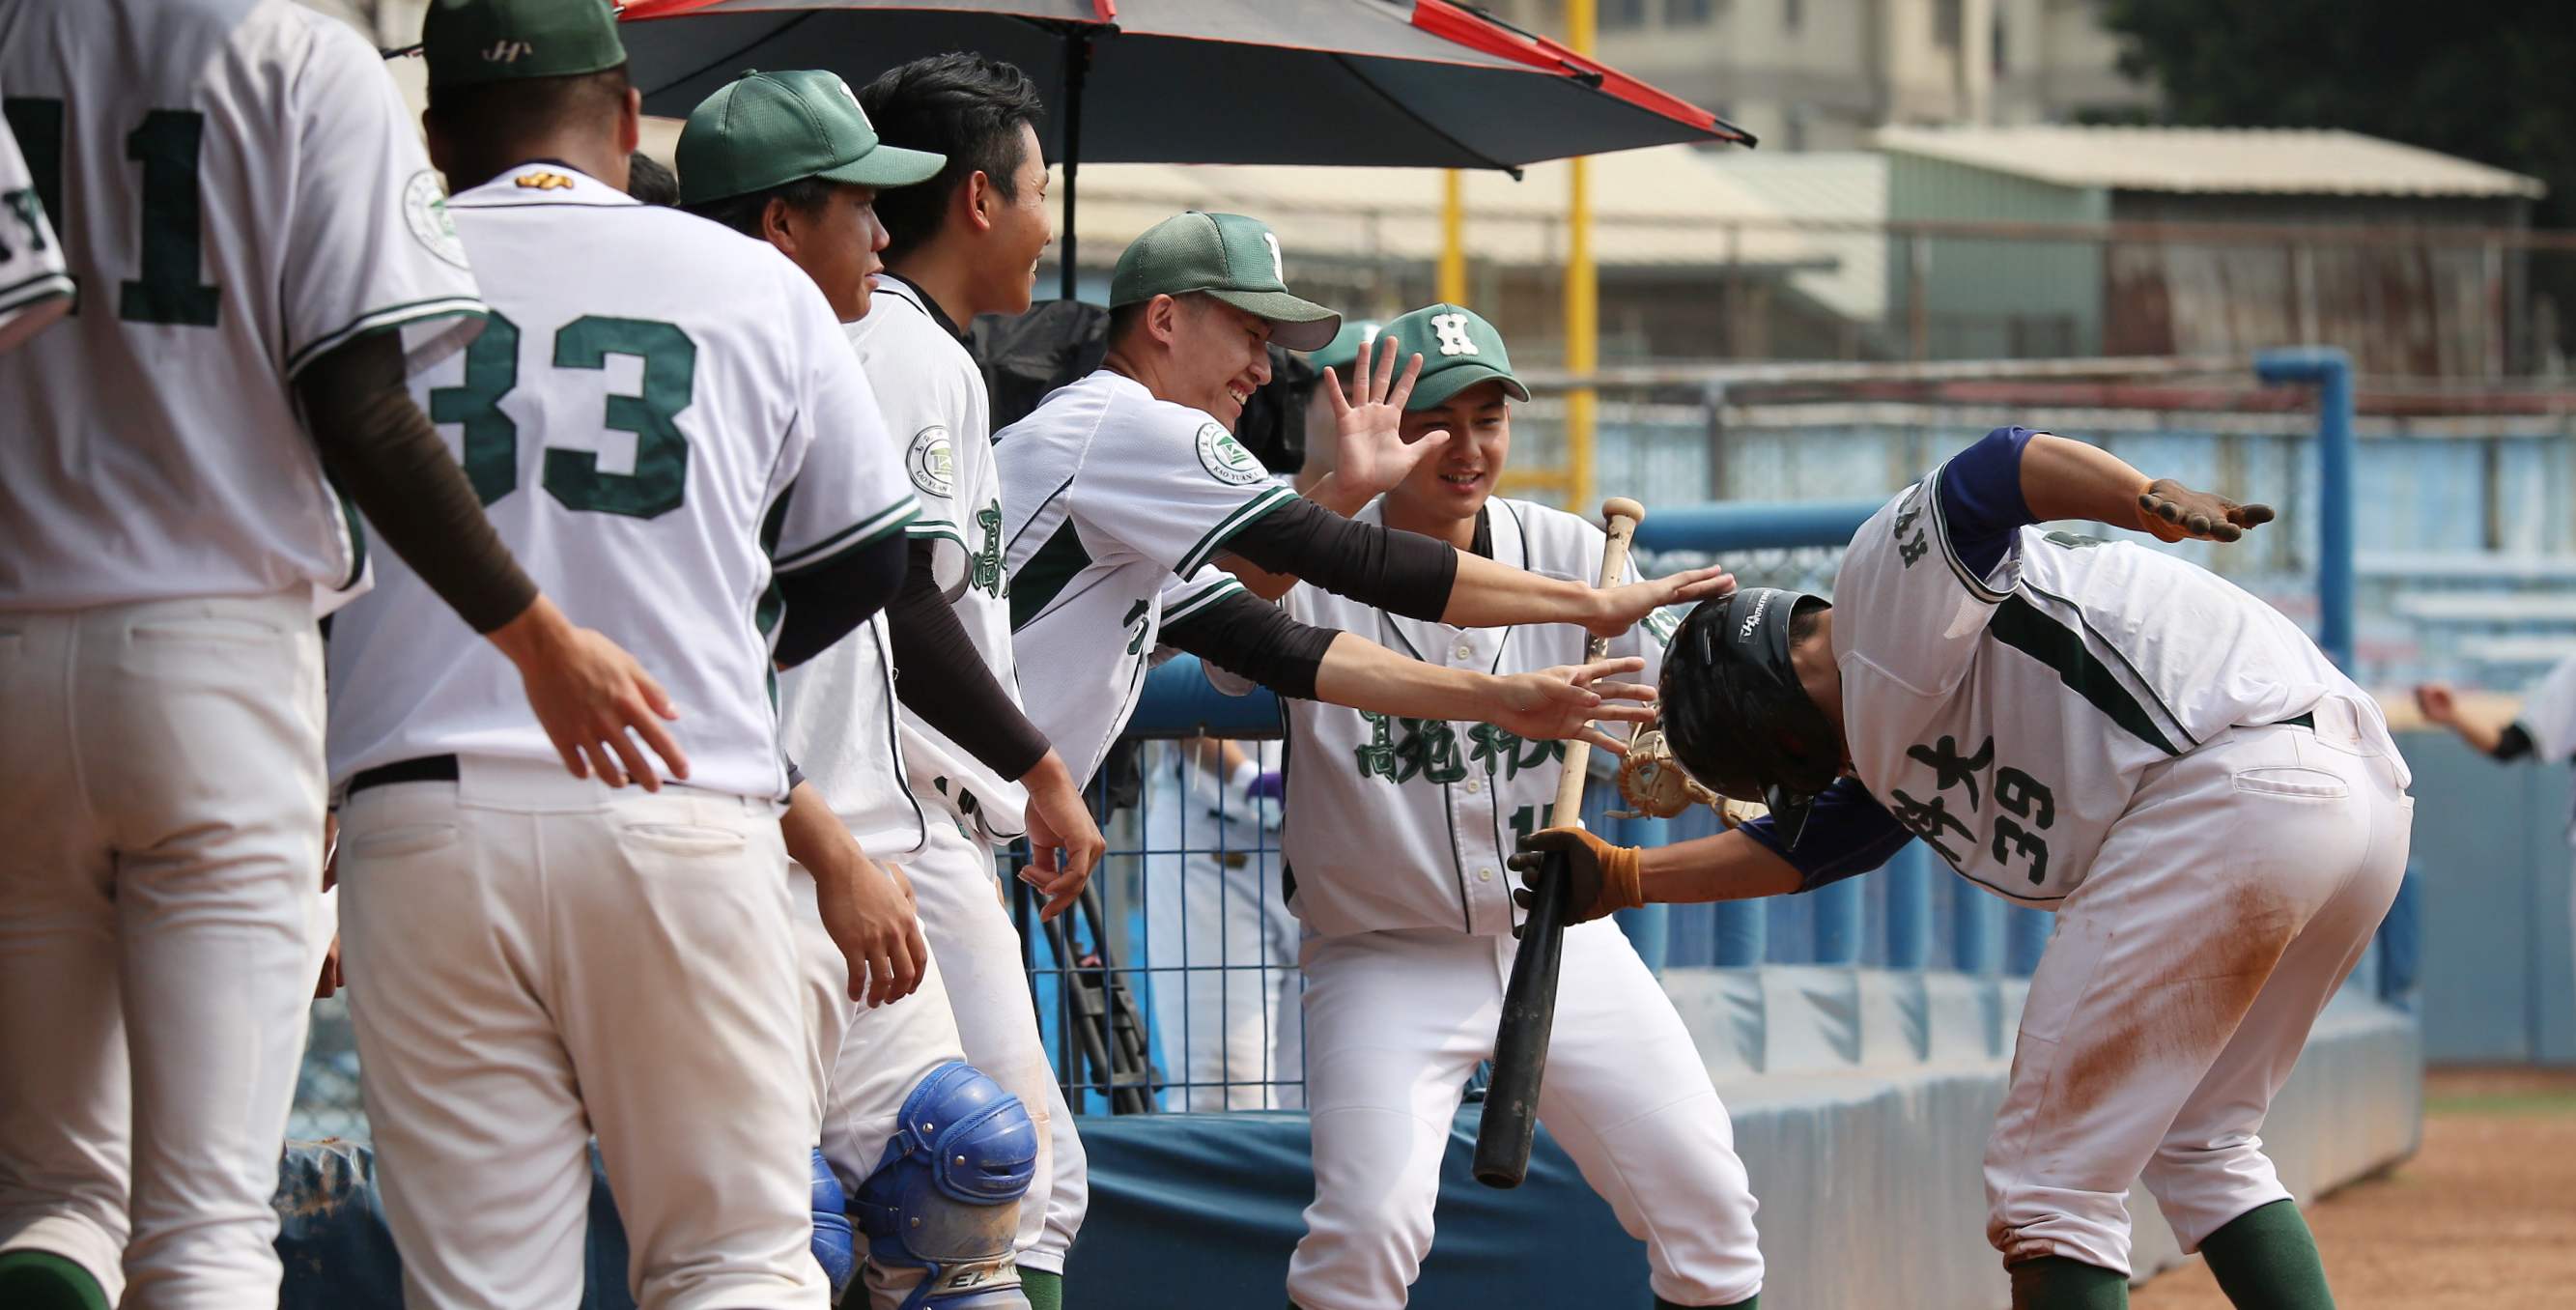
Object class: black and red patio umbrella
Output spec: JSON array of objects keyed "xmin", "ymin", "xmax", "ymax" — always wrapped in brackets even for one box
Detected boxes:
[{"xmin": 612, "ymin": 0, "xmax": 1752, "ymax": 296}]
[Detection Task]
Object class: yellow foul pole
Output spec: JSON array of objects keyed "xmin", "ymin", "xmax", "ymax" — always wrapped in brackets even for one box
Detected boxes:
[
  {"xmin": 1565, "ymin": 0, "xmax": 1598, "ymax": 512},
  {"xmin": 1438, "ymin": 170, "xmax": 1468, "ymax": 306}
]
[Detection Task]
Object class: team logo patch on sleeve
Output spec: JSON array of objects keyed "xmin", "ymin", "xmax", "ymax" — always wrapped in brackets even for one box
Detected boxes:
[
  {"xmin": 403, "ymin": 170, "xmax": 469, "ymax": 270},
  {"xmin": 907, "ymin": 426, "xmax": 956, "ymax": 498},
  {"xmin": 1195, "ymin": 421, "xmax": 1268, "ymax": 487}
]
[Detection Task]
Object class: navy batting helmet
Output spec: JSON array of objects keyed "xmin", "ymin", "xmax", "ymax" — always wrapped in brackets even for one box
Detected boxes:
[{"xmin": 1658, "ymin": 587, "xmax": 1843, "ymax": 844}]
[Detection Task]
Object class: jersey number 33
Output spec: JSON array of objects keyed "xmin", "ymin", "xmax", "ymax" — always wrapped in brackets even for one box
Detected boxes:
[{"xmin": 431, "ymin": 310, "xmax": 697, "ymax": 519}]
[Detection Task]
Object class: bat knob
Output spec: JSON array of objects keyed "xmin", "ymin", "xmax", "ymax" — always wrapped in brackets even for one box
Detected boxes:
[{"xmin": 1601, "ymin": 497, "xmax": 1645, "ymax": 527}]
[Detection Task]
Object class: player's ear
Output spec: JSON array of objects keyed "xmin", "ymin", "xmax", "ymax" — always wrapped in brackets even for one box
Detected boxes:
[
  {"xmin": 760, "ymin": 195, "xmax": 798, "ymax": 252},
  {"xmin": 962, "ymin": 170, "xmax": 995, "ymax": 235},
  {"xmin": 1146, "ymin": 293, "xmax": 1181, "ymax": 347}
]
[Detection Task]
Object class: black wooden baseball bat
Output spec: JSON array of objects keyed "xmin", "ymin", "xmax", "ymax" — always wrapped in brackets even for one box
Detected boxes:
[{"xmin": 1471, "ymin": 498, "xmax": 1644, "ymax": 1189}]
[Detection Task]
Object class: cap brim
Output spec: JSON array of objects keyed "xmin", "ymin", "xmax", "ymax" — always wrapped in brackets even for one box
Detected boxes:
[
  {"xmin": 817, "ymin": 142, "xmax": 948, "ymax": 189},
  {"xmin": 1206, "ymin": 288, "xmax": 1342, "ymax": 353},
  {"xmin": 1406, "ymin": 362, "xmax": 1532, "ymax": 411}
]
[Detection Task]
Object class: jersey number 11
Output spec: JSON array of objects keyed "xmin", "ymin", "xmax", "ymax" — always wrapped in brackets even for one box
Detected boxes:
[{"xmin": 4, "ymin": 99, "xmax": 220, "ymax": 327}]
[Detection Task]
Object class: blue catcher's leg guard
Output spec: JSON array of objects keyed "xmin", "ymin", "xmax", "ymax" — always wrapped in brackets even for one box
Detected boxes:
[
  {"xmin": 813, "ymin": 1146, "xmax": 860, "ymax": 1303},
  {"xmin": 853, "ymin": 1061, "xmax": 1038, "ymax": 1310}
]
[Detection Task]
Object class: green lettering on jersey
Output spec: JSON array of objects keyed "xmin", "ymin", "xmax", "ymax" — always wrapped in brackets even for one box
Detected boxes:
[{"xmin": 972, "ymin": 501, "xmax": 1006, "ymax": 598}]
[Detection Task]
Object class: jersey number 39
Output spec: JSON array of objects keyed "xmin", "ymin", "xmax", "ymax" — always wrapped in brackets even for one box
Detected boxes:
[{"xmin": 432, "ymin": 311, "xmax": 697, "ymax": 520}]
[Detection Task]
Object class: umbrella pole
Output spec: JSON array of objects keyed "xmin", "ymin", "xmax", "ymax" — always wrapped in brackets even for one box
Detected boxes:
[{"xmin": 1058, "ymin": 32, "xmax": 1092, "ymax": 302}]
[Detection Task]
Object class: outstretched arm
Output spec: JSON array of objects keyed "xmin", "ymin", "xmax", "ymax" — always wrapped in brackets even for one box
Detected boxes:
[
  {"xmin": 2413, "ymin": 682, "xmax": 2527, "ymax": 760},
  {"xmin": 2009, "ymin": 429, "xmax": 2275, "ymax": 543},
  {"xmin": 1159, "ymin": 590, "xmax": 1650, "ymax": 748},
  {"xmin": 1513, "ymin": 778, "xmax": 1916, "ymax": 925}
]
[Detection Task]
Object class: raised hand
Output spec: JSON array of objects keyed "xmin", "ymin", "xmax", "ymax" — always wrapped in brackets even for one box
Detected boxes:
[
  {"xmin": 2412, "ymin": 682, "xmax": 2460, "ymax": 726},
  {"xmin": 2137, "ymin": 479, "xmax": 2276, "ymax": 543},
  {"xmin": 1584, "ymin": 566, "xmax": 1736, "ymax": 639},
  {"xmin": 1324, "ymin": 333, "xmax": 1447, "ymax": 499}
]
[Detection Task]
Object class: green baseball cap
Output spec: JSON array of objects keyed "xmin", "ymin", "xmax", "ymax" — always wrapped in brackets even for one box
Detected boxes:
[
  {"xmin": 1309, "ymin": 319, "xmax": 1382, "ymax": 375},
  {"xmin": 1110, "ymin": 212, "xmax": 1341, "ymax": 353},
  {"xmin": 676, "ymin": 70, "xmax": 947, "ymax": 206},
  {"xmin": 421, "ymin": 0, "xmax": 626, "ymax": 90},
  {"xmin": 1379, "ymin": 303, "xmax": 1529, "ymax": 410}
]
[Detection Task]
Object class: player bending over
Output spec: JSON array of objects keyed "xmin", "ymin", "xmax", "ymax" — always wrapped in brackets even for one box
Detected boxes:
[
  {"xmin": 325, "ymin": 4, "xmax": 921, "ymax": 1306},
  {"xmin": 1272, "ymin": 305, "xmax": 1765, "ymax": 1310},
  {"xmin": 1522, "ymin": 427, "xmax": 2412, "ymax": 1310}
]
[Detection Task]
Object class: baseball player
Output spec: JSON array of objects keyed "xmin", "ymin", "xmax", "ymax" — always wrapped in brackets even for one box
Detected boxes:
[
  {"xmin": 1138, "ymin": 314, "xmax": 1384, "ymax": 1116},
  {"xmin": 325, "ymin": 4, "xmax": 920, "ymax": 1306},
  {"xmin": 1524, "ymin": 427, "xmax": 2414, "ymax": 1310},
  {"xmin": 997, "ymin": 211, "xmax": 1725, "ymax": 801},
  {"xmin": 0, "ymin": 0, "xmax": 678, "ymax": 1304},
  {"xmin": 0, "ymin": 76, "xmax": 69, "ymax": 353},
  {"xmin": 1267, "ymin": 304, "xmax": 1764, "ymax": 1310},
  {"xmin": 675, "ymin": 64, "xmax": 1084, "ymax": 1309}
]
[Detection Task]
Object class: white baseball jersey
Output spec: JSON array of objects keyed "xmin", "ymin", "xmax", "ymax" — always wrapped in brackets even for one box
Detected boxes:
[
  {"xmin": 1277, "ymin": 498, "xmax": 1676, "ymax": 939},
  {"xmin": 326, "ymin": 164, "xmax": 917, "ymax": 802},
  {"xmin": 0, "ymin": 71, "xmax": 71, "ymax": 351},
  {"xmin": 848, "ymin": 272, "xmax": 1030, "ymax": 841},
  {"xmin": 996, "ymin": 368, "xmax": 1297, "ymax": 783},
  {"xmin": 1833, "ymin": 453, "xmax": 2398, "ymax": 904},
  {"xmin": 0, "ymin": 0, "xmax": 486, "ymax": 613}
]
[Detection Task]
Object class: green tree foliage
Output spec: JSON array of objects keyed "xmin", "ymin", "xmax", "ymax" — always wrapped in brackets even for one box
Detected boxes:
[{"xmin": 2102, "ymin": 0, "xmax": 2575, "ymax": 229}]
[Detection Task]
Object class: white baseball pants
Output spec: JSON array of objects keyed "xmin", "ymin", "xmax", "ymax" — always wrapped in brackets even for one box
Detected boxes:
[
  {"xmin": 1985, "ymin": 698, "xmax": 2413, "ymax": 1276},
  {"xmin": 336, "ymin": 757, "xmax": 827, "ymax": 1310},
  {"xmin": 0, "ymin": 593, "xmax": 326, "ymax": 1310},
  {"xmin": 903, "ymin": 815, "xmax": 1086, "ymax": 1273},
  {"xmin": 1288, "ymin": 921, "xmax": 1766, "ymax": 1309}
]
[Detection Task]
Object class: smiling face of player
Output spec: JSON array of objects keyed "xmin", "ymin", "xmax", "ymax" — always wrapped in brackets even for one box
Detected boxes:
[
  {"xmin": 767, "ymin": 181, "xmax": 889, "ymax": 323},
  {"xmin": 1385, "ymin": 380, "xmax": 1510, "ymax": 540},
  {"xmin": 1166, "ymin": 294, "xmax": 1275, "ymax": 432},
  {"xmin": 973, "ymin": 121, "xmax": 1053, "ymax": 317}
]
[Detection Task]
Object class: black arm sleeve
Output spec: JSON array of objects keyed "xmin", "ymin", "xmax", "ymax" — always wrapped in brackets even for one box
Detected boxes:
[
  {"xmin": 773, "ymin": 533, "xmax": 906, "ymax": 669},
  {"xmin": 885, "ymin": 538, "xmax": 1051, "ymax": 782},
  {"xmin": 2494, "ymin": 723, "xmax": 2537, "ymax": 762},
  {"xmin": 1159, "ymin": 589, "xmax": 1341, "ymax": 700},
  {"xmin": 1218, "ymin": 497, "xmax": 1457, "ymax": 624},
  {"xmin": 295, "ymin": 328, "xmax": 538, "ymax": 634}
]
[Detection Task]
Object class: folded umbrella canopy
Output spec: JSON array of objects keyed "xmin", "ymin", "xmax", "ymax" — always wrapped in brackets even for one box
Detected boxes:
[{"xmin": 615, "ymin": 0, "xmax": 1751, "ymax": 295}]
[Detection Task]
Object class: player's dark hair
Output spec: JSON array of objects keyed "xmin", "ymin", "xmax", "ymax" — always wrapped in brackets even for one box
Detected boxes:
[
  {"xmin": 423, "ymin": 65, "xmax": 633, "ymax": 188},
  {"xmin": 625, "ymin": 153, "xmax": 680, "ymax": 207},
  {"xmin": 860, "ymin": 54, "xmax": 1045, "ymax": 262},
  {"xmin": 683, "ymin": 177, "xmax": 837, "ymax": 241}
]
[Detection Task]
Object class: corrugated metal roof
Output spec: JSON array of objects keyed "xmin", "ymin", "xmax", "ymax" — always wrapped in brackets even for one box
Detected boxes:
[
  {"xmin": 1061, "ymin": 146, "xmax": 1830, "ymax": 270},
  {"xmin": 1873, "ymin": 126, "xmax": 2544, "ymax": 199},
  {"xmin": 1710, "ymin": 152, "xmax": 1888, "ymax": 321}
]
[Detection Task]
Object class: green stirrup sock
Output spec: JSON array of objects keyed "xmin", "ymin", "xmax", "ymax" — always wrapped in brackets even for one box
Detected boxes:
[
  {"xmin": 2009, "ymin": 1255, "xmax": 2129, "ymax": 1310},
  {"xmin": 1022, "ymin": 1267, "xmax": 1063, "ymax": 1310},
  {"xmin": 1656, "ymin": 1296, "xmax": 1759, "ymax": 1308},
  {"xmin": 2197, "ymin": 1199, "xmax": 2335, "ymax": 1310},
  {"xmin": 0, "ymin": 1251, "xmax": 110, "ymax": 1310}
]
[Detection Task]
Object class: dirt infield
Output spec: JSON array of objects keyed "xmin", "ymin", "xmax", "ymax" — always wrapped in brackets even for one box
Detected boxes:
[{"xmin": 2131, "ymin": 1067, "xmax": 2576, "ymax": 1309}]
